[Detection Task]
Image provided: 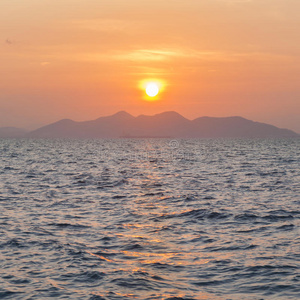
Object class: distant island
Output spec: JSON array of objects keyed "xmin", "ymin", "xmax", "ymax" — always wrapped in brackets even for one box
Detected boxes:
[
  {"xmin": 0, "ymin": 111, "xmax": 299, "ymax": 138},
  {"xmin": 0, "ymin": 127, "xmax": 29, "ymax": 138}
]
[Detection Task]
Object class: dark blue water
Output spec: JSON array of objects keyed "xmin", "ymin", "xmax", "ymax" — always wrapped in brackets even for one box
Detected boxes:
[{"xmin": 0, "ymin": 138, "xmax": 299, "ymax": 299}]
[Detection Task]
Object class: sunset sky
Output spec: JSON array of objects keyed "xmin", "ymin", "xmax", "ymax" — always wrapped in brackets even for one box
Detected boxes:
[{"xmin": 1, "ymin": 0, "xmax": 299, "ymax": 132}]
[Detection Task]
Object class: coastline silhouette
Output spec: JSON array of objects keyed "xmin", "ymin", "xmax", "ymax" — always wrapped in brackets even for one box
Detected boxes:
[{"xmin": 1, "ymin": 111, "xmax": 298, "ymax": 138}]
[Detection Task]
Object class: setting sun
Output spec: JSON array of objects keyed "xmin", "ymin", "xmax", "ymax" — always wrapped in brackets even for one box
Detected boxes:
[
  {"xmin": 139, "ymin": 79, "xmax": 165, "ymax": 101},
  {"xmin": 146, "ymin": 83, "xmax": 159, "ymax": 97}
]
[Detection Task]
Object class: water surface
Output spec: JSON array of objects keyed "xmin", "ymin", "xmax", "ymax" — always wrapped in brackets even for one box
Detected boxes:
[{"xmin": 0, "ymin": 138, "xmax": 299, "ymax": 299}]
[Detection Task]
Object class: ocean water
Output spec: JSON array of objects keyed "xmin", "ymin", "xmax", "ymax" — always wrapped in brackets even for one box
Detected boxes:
[{"xmin": 0, "ymin": 138, "xmax": 299, "ymax": 300}]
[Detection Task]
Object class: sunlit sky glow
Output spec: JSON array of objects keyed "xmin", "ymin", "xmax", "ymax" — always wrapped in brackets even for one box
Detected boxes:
[{"xmin": 0, "ymin": 0, "xmax": 299, "ymax": 131}]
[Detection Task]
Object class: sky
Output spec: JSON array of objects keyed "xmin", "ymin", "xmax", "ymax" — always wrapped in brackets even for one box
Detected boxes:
[{"xmin": 0, "ymin": 0, "xmax": 299, "ymax": 132}]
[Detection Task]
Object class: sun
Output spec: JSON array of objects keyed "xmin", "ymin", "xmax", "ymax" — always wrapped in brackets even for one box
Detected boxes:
[
  {"xmin": 139, "ymin": 79, "xmax": 165, "ymax": 101},
  {"xmin": 146, "ymin": 82, "xmax": 159, "ymax": 97}
]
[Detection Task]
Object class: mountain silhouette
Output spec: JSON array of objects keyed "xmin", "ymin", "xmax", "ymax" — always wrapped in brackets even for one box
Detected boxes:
[
  {"xmin": 0, "ymin": 127, "xmax": 29, "ymax": 138},
  {"xmin": 24, "ymin": 112, "xmax": 299, "ymax": 138}
]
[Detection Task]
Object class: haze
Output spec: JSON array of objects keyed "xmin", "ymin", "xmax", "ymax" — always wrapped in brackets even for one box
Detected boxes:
[{"xmin": 1, "ymin": 0, "xmax": 299, "ymax": 132}]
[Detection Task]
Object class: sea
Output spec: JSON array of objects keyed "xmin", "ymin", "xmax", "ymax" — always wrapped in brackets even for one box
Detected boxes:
[{"xmin": 0, "ymin": 138, "xmax": 299, "ymax": 300}]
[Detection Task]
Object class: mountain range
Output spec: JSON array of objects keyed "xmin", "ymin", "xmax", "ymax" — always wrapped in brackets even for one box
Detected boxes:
[
  {"xmin": 0, "ymin": 127, "xmax": 29, "ymax": 138},
  {"xmin": 0, "ymin": 111, "xmax": 298, "ymax": 138}
]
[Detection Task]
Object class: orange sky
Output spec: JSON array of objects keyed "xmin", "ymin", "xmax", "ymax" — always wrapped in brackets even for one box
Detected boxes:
[{"xmin": 0, "ymin": 0, "xmax": 299, "ymax": 132}]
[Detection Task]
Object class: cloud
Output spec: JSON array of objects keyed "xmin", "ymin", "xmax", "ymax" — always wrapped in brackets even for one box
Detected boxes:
[
  {"xmin": 109, "ymin": 49, "xmax": 248, "ymax": 63},
  {"xmin": 112, "ymin": 49, "xmax": 184, "ymax": 61}
]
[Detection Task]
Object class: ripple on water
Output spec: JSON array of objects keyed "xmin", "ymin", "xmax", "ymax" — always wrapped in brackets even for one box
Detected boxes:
[{"xmin": 0, "ymin": 138, "xmax": 299, "ymax": 299}]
